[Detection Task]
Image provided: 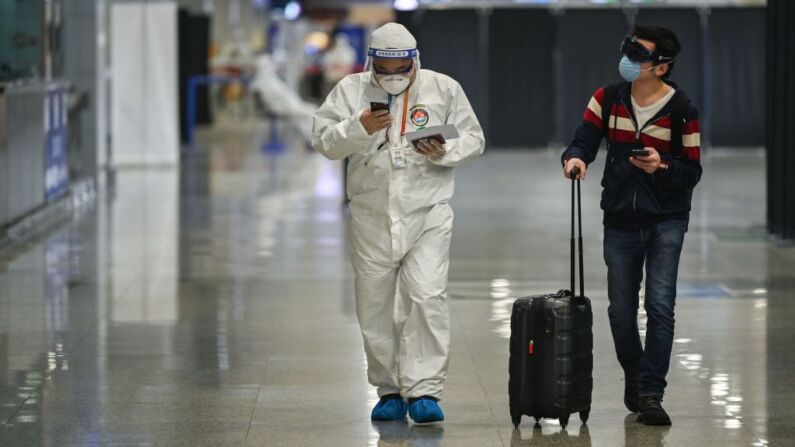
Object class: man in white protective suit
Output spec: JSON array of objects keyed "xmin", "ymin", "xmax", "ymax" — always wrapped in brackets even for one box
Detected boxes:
[
  {"xmin": 312, "ymin": 23, "xmax": 485, "ymax": 424},
  {"xmin": 251, "ymin": 54, "xmax": 317, "ymax": 141}
]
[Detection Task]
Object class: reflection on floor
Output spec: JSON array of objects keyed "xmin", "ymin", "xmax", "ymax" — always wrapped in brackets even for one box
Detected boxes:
[{"xmin": 0, "ymin": 120, "xmax": 792, "ymax": 446}]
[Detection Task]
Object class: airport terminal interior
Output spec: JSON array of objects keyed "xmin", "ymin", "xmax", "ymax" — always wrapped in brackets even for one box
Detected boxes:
[{"xmin": 1, "ymin": 0, "xmax": 794, "ymax": 446}]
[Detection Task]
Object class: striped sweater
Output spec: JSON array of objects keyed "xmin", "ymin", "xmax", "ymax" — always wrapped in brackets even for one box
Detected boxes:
[{"xmin": 562, "ymin": 81, "xmax": 703, "ymax": 230}]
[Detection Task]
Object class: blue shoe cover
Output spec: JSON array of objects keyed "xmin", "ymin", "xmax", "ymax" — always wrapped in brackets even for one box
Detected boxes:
[
  {"xmin": 371, "ymin": 395, "xmax": 408, "ymax": 421},
  {"xmin": 408, "ymin": 397, "xmax": 445, "ymax": 423}
]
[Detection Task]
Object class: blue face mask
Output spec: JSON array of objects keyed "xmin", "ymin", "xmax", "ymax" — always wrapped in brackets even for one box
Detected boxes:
[
  {"xmin": 618, "ymin": 56, "xmax": 641, "ymax": 82},
  {"xmin": 619, "ymin": 56, "xmax": 672, "ymax": 82}
]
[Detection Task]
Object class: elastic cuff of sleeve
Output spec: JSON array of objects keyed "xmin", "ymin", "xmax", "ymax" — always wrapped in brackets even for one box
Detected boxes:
[{"xmin": 350, "ymin": 109, "xmax": 369, "ymax": 138}]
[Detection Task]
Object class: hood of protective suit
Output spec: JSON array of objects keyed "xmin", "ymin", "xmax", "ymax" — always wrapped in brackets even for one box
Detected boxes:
[
  {"xmin": 365, "ymin": 23, "xmax": 421, "ymax": 74},
  {"xmin": 366, "ymin": 23, "xmax": 421, "ymax": 97},
  {"xmin": 370, "ymin": 23, "xmax": 416, "ymax": 52}
]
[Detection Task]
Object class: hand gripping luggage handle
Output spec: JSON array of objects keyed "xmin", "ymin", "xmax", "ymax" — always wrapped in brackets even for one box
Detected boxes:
[{"xmin": 570, "ymin": 167, "xmax": 585, "ymax": 303}]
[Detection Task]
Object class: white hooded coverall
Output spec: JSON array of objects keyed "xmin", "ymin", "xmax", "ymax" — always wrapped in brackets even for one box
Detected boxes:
[{"xmin": 312, "ymin": 28, "xmax": 485, "ymax": 400}]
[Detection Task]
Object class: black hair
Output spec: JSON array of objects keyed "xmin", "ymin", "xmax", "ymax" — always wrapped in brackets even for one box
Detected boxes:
[{"xmin": 633, "ymin": 24, "xmax": 681, "ymax": 79}]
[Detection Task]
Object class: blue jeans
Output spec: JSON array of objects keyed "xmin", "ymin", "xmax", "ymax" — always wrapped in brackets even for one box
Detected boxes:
[{"xmin": 603, "ymin": 220, "xmax": 687, "ymax": 397}]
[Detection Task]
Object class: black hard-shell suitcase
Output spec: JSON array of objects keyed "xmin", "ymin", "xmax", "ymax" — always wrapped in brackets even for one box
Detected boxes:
[{"xmin": 508, "ymin": 168, "xmax": 594, "ymax": 429}]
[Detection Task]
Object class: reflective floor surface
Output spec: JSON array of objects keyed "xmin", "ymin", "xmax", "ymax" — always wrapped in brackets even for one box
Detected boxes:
[{"xmin": 0, "ymin": 120, "xmax": 792, "ymax": 446}]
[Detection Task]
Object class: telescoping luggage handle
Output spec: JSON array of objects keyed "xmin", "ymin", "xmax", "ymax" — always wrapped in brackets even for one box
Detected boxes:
[{"xmin": 570, "ymin": 167, "xmax": 586, "ymax": 304}]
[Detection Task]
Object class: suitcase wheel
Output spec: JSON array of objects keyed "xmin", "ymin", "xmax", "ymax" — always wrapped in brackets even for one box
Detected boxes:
[
  {"xmin": 580, "ymin": 410, "xmax": 590, "ymax": 424},
  {"xmin": 559, "ymin": 414, "xmax": 569, "ymax": 429}
]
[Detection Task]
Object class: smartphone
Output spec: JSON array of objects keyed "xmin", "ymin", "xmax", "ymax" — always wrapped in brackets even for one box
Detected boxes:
[
  {"xmin": 370, "ymin": 102, "xmax": 389, "ymax": 113},
  {"xmin": 630, "ymin": 148, "xmax": 650, "ymax": 157}
]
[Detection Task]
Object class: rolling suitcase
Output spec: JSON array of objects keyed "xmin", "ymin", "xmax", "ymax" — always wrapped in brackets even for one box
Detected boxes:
[{"xmin": 508, "ymin": 168, "xmax": 593, "ymax": 429}]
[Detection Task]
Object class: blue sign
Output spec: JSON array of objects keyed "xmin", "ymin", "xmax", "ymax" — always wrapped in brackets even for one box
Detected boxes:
[
  {"xmin": 45, "ymin": 87, "xmax": 69, "ymax": 202},
  {"xmin": 336, "ymin": 25, "xmax": 366, "ymax": 66}
]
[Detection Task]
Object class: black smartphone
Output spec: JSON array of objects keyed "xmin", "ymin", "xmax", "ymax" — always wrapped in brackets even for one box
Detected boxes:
[
  {"xmin": 630, "ymin": 148, "xmax": 650, "ymax": 157},
  {"xmin": 370, "ymin": 102, "xmax": 389, "ymax": 113}
]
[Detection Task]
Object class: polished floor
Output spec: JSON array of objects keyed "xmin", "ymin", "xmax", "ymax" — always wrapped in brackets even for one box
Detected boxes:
[{"xmin": 0, "ymin": 120, "xmax": 793, "ymax": 446}]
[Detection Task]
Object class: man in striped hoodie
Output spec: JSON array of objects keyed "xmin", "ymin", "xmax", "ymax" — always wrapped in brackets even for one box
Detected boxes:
[{"xmin": 562, "ymin": 25, "xmax": 702, "ymax": 426}]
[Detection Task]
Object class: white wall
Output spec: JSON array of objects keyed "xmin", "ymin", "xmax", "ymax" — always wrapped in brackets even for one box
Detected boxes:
[{"xmin": 110, "ymin": 2, "xmax": 179, "ymax": 167}]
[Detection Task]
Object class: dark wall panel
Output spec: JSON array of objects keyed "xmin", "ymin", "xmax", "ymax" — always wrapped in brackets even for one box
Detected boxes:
[
  {"xmin": 488, "ymin": 9, "xmax": 554, "ymax": 147},
  {"xmin": 399, "ymin": 10, "xmax": 488, "ymax": 135},
  {"xmin": 558, "ymin": 10, "xmax": 629, "ymax": 143},
  {"xmin": 766, "ymin": 0, "xmax": 795, "ymax": 239},
  {"xmin": 710, "ymin": 8, "xmax": 765, "ymax": 146},
  {"xmin": 178, "ymin": 9, "xmax": 211, "ymax": 144}
]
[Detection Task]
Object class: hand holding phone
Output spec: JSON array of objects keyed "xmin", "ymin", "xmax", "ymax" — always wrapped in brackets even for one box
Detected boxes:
[
  {"xmin": 629, "ymin": 147, "xmax": 662, "ymax": 174},
  {"xmin": 370, "ymin": 102, "xmax": 389, "ymax": 113},
  {"xmin": 361, "ymin": 104, "xmax": 392, "ymax": 135}
]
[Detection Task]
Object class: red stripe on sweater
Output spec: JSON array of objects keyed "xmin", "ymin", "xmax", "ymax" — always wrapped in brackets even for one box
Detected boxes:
[
  {"xmin": 682, "ymin": 146, "xmax": 700, "ymax": 161},
  {"xmin": 584, "ymin": 108, "xmax": 602, "ymax": 129},
  {"xmin": 593, "ymin": 87, "xmax": 606, "ymax": 105},
  {"xmin": 651, "ymin": 116, "xmax": 672, "ymax": 129},
  {"xmin": 642, "ymin": 132, "xmax": 700, "ymax": 161},
  {"xmin": 683, "ymin": 119, "xmax": 700, "ymax": 134},
  {"xmin": 607, "ymin": 128, "xmax": 637, "ymax": 144},
  {"xmin": 640, "ymin": 134, "xmax": 672, "ymax": 153}
]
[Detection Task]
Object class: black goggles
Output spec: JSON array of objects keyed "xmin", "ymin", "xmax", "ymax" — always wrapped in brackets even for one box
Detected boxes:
[
  {"xmin": 620, "ymin": 36, "xmax": 673, "ymax": 64},
  {"xmin": 373, "ymin": 62, "xmax": 413, "ymax": 76}
]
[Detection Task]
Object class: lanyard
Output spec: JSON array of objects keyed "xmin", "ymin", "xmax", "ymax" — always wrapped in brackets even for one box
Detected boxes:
[
  {"xmin": 378, "ymin": 88, "xmax": 410, "ymax": 152},
  {"xmin": 399, "ymin": 87, "xmax": 410, "ymax": 136}
]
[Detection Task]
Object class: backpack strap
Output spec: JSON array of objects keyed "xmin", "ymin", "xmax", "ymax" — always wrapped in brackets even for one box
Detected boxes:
[
  {"xmin": 600, "ymin": 82, "xmax": 629, "ymax": 149},
  {"xmin": 668, "ymin": 92, "xmax": 690, "ymax": 159},
  {"xmin": 600, "ymin": 83, "xmax": 620, "ymax": 146}
]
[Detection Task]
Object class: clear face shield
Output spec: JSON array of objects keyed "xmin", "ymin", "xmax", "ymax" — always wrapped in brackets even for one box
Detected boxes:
[
  {"xmin": 365, "ymin": 47, "xmax": 421, "ymax": 95},
  {"xmin": 364, "ymin": 47, "xmax": 421, "ymax": 73}
]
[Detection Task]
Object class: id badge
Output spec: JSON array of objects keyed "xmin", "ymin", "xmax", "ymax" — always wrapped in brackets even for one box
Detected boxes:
[{"xmin": 389, "ymin": 147, "xmax": 407, "ymax": 169}]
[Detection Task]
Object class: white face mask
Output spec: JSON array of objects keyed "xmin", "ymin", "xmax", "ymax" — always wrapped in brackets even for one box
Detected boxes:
[{"xmin": 378, "ymin": 74, "xmax": 411, "ymax": 96}]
